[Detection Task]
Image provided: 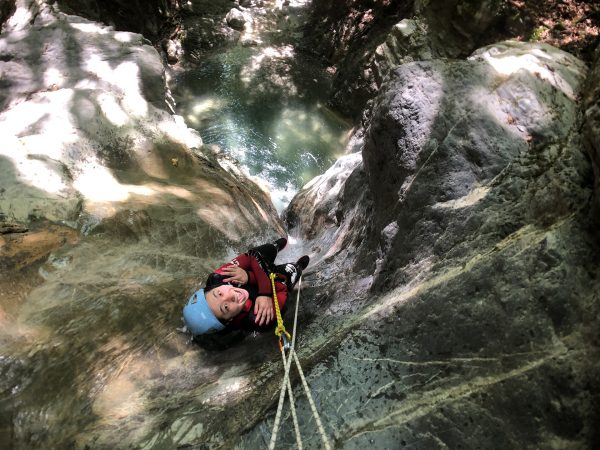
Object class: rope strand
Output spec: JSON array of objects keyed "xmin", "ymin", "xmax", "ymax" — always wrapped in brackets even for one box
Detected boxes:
[{"xmin": 268, "ymin": 276, "xmax": 331, "ymax": 449}]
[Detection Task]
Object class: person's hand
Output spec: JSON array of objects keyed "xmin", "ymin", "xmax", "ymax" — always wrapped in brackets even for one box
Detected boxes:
[
  {"xmin": 222, "ymin": 265, "xmax": 249, "ymax": 284},
  {"xmin": 254, "ymin": 296, "xmax": 274, "ymax": 326}
]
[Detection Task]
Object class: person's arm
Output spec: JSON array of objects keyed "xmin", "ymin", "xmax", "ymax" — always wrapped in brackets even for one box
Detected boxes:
[
  {"xmin": 217, "ymin": 253, "xmax": 272, "ymax": 295},
  {"xmin": 213, "ymin": 255, "xmax": 252, "ymax": 285},
  {"xmin": 254, "ymin": 282, "xmax": 288, "ymax": 328}
]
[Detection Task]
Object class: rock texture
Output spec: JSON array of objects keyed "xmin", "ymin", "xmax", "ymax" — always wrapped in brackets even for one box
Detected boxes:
[
  {"xmin": 0, "ymin": 0, "xmax": 15, "ymax": 32},
  {"xmin": 0, "ymin": 3, "xmax": 285, "ymax": 448},
  {"xmin": 2, "ymin": 1, "xmax": 600, "ymax": 449},
  {"xmin": 305, "ymin": 0, "xmax": 600, "ymax": 119},
  {"xmin": 275, "ymin": 41, "xmax": 600, "ymax": 448},
  {"xmin": 55, "ymin": 0, "xmax": 182, "ymax": 42},
  {"xmin": 584, "ymin": 43, "xmax": 600, "ymax": 213}
]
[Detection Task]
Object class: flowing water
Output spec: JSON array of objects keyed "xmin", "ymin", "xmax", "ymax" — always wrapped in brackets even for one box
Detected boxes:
[{"xmin": 171, "ymin": 8, "xmax": 351, "ymax": 212}]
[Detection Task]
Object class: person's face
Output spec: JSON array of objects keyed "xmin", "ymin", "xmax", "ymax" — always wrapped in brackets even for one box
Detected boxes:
[{"xmin": 205, "ymin": 285, "xmax": 248, "ymax": 321}]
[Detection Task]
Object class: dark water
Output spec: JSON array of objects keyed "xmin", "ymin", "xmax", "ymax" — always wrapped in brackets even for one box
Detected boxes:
[{"xmin": 171, "ymin": 44, "xmax": 351, "ymax": 212}]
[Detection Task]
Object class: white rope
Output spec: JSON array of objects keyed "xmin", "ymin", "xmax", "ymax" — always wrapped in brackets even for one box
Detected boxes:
[
  {"xmin": 282, "ymin": 350, "xmax": 303, "ymax": 450},
  {"xmin": 291, "ymin": 351, "xmax": 331, "ymax": 450},
  {"xmin": 268, "ymin": 277, "xmax": 331, "ymax": 450},
  {"xmin": 268, "ymin": 277, "xmax": 302, "ymax": 450}
]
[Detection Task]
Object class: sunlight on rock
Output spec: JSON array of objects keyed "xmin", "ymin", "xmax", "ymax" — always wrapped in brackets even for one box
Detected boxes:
[
  {"xmin": 97, "ymin": 92, "xmax": 130, "ymax": 126},
  {"xmin": 15, "ymin": 157, "xmax": 66, "ymax": 194},
  {"xmin": 114, "ymin": 32, "xmax": 134, "ymax": 43},
  {"xmin": 85, "ymin": 57, "xmax": 148, "ymax": 116},
  {"xmin": 93, "ymin": 372, "xmax": 144, "ymax": 419},
  {"xmin": 115, "ymin": 62, "xmax": 148, "ymax": 117},
  {"xmin": 196, "ymin": 205, "xmax": 243, "ymax": 242},
  {"xmin": 70, "ymin": 22, "xmax": 109, "ymax": 35},
  {"xmin": 0, "ymin": 88, "xmax": 72, "ymax": 135},
  {"xmin": 158, "ymin": 115, "xmax": 203, "ymax": 149},
  {"xmin": 0, "ymin": 138, "xmax": 68, "ymax": 195},
  {"xmin": 198, "ymin": 375, "xmax": 251, "ymax": 406},
  {"xmin": 5, "ymin": 5, "xmax": 32, "ymax": 30},
  {"xmin": 169, "ymin": 418, "xmax": 204, "ymax": 446},
  {"xmin": 73, "ymin": 161, "xmax": 149, "ymax": 202},
  {"xmin": 471, "ymin": 42, "xmax": 587, "ymax": 100},
  {"xmin": 43, "ymin": 67, "xmax": 65, "ymax": 88},
  {"xmin": 159, "ymin": 185, "xmax": 195, "ymax": 200},
  {"xmin": 72, "ymin": 166, "xmax": 128, "ymax": 202},
  {"xmin": 72, "ymin": 159, "xmax": 199, "ymax": 205},
  {"xmin": 433, "ymin": 186, "xmax": 490, "ymax": 210}
]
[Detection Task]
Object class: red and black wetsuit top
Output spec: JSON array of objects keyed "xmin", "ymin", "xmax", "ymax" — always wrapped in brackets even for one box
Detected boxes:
[{"xmin": 206, "ymin": 252, "xmax": 288, "ymax": 331}]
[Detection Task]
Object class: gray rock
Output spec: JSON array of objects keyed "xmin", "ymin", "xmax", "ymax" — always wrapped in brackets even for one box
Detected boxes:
[
  {"xmin": 373, "ymin": 18, "xmax": 433, "ymax": 84},
  {"xmin": 183, "ymin": 16, "xmax": 241, "ymax": 57},
  {"xmin": 276, "ymin": 41, "xmax": 599, "ymax": 448},
  {"xmin": 0, "ymin": 3, "xmax": 286, "ymax": 449},
  {"xmin": 163, "ymin": 38, "xmax": 182, "ymax": 64},
  {"xmin": 225, "ymin": 8, "xmax": 248, "ymax": 31},
  {"xmin": 583, "ymin": 43, "xmax": 600, "ymax": 213},
  {"xmin": 3, "ymin": 2, "xmax": 600, "ymax": 449}
]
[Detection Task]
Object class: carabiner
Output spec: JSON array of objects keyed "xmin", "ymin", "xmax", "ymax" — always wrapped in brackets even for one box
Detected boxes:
[{"xmin": 279, "ymin": 333, "xmax": 291, "ymax": 353}]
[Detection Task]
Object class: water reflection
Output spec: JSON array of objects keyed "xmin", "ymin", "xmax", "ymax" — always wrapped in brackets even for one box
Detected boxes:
[{"xmin": 172, "ymin": 45, "xmax": 350, "ymax": 212}]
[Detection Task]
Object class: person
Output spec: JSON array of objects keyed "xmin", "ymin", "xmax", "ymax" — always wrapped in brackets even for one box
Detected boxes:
[{"xmin": 182, "ymin": 238, "xmax": 309, "ymax": 336}]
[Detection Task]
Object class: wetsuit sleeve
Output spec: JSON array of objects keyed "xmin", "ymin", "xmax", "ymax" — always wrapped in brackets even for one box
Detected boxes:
[
  {"xmin": 214, "ymin": 253, "xmax": 272, "ymax": 295},
  {"xmin": 226, "ymin": 280, "xmax": 288, "ymax": 332}
]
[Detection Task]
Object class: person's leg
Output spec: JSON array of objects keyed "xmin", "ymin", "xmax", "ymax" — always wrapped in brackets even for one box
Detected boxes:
[
  {"xmin": 274, "ymin": 255, "xmax": 309, "ymax": 291},
  {"xmin": 247, "ymin": 238, "xmax": 287, "ymax": 270}
]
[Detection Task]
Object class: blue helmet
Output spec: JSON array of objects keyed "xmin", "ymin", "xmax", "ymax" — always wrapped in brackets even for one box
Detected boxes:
[{"xmin": 182, "ymin": 289, "xmax": 225, "ymax": 335}]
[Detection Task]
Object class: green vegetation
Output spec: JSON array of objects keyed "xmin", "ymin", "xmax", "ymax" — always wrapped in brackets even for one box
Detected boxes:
[{"xmin": 529, "ymin": 26, "xmax": 547, "ymax": 42}]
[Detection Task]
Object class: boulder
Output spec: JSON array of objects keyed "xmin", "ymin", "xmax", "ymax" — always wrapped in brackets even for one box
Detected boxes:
[
  {"xmin": 183, "ymin": 16, "xmax": 241, "ymax": 57},
  {"xmin": 305, "ymin": 0, "xmax": 599, "ymax": 119},
  {"xmin": 274, "ymin": 41, "xmax": 600, "ymax": 448},
  {"xmin": 225, "ymin": 7, "xmax": 248, "ymax": 31},
  {"xmin": 163, "ymin": 38, "xmax": 182, "ymax": 64},
  {"xmin": 373, "ymin": 18, "xmax": 433, "ymax": 84}
]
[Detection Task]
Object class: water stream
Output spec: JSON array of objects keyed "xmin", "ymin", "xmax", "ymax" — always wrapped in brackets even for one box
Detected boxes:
[{"xmin": 170, "ymin": 4, "xmax": 351, "ymax": 212}]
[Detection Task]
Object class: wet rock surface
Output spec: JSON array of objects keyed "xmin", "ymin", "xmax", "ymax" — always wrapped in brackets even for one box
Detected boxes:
[
  {"xmin": 279, "ymin": 41, "xmax": 600, "ymax": 448},
  {"xmin": 305, "ymin": 0, "xmax": 600, "ymax": 119},
  {"xmin": 584, "ymin": 43, "xmax": 600, "ymax": 213},
  {"xmin": 1, "ymin": 1, "xmax": 286, "ymax": 448},
  {"xmin": 2, "ymin": 1, "xmax": 600, "ymax": 449}
]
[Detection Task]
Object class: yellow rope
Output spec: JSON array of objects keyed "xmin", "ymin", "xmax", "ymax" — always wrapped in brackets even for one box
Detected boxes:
[{"xmin": 270, "ymin": 272, "xmax": 290, "ymax": 341}]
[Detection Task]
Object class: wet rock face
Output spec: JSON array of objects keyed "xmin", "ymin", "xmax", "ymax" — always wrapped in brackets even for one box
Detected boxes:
[
  {"xmin": 304, "ymin": 0, "xmax": 510, "ymax": 117},
  {"xmin": 583, "ymin": 43, "xmax": 600, "ymax": 213},
  {"xmin": 279, "ymin": 41, "xmax": 600, "ymax": 448},
  {"xmin": 0, "ymin": 0, "xmax": 15, "ymax": 31},
  {"xmin": 304, "ymin": 0, "xmax": 414, "ymax": 118},
  {"xmin": 1, "ymin": 3, "xmax": 286, "ymax": 448},
  {"xmin": 306, "ymin": 0, "xmax": 600, "ymax": 118},
  {"xmin": 55, "ymin": 0, "xmax": 181, "ymax": 41}
]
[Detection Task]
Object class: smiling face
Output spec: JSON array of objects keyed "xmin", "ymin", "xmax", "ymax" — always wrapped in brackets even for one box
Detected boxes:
[{"xmin": 205, "ymin": 284, "xmax": 249, "ymax": 321}]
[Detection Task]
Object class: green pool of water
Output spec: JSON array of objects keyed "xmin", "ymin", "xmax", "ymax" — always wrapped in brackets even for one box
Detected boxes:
[{"xmin": 172, "ymin": 44, "xmax": 350, "ymax": 212}]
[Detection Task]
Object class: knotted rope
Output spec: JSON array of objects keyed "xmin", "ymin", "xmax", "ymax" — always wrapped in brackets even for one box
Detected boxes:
[{"xmin": 270, "ymin": 273, "xmax": 291, "ymax": 348}]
